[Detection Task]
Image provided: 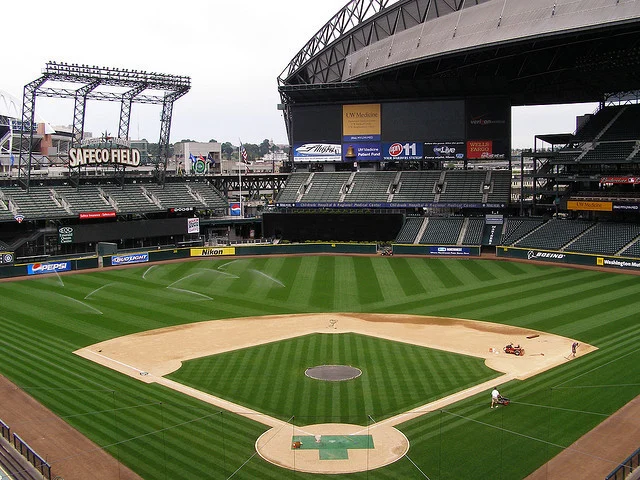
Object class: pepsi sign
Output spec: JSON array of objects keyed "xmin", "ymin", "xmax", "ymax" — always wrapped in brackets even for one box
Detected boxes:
[
  {"xmin": 382, "ymin": 142, "xmax": 423, "ymax": 161},
  {"xmin": 230, "ymin": 203, "xmax": 241, "ymax": 216},
  {"xmin": 27, "ymin": 262, "xmax": 71, "ymax": 275}
]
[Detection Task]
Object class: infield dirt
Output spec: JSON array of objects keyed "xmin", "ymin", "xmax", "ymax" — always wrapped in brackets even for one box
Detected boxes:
[{"xmin": 75, "ymin": 313, "xmax": 593, "ymax": 474}]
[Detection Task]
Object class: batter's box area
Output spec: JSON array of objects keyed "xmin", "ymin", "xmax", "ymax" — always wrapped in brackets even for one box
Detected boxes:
[
  {"xmin": 257, "ymin": 423, "xmax": 408, "ymax": 474},
  {"xmin": 292, "ymin": 434, "xmax": 374, "ymax": 460}
]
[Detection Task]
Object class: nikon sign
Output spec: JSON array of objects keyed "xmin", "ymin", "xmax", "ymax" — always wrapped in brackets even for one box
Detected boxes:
[{"xmin": 68, "ymin": 148, "xmax": 141, "ymax": 168}]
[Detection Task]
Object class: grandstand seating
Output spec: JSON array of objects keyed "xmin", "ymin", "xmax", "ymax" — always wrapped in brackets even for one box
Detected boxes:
[
  {"xmin": 144, "ymin": 183, "xmax": 228, "ymax": 210},
  {"xmin": 391, "ymin": 171, "xmax": 441, "ymax": 203},
  {"xmin": 187, "ymin": 183, "xmax": 228, "ymax": 210},
  {"xmin": 272, "ymin": 172, "xmax": 309, "ymax": 203},
  {"xmin": 599, "ymin": 104, "xmax": 640, "ymax": 141},
  {"xmin": 462, "ymin": 218, "xmax": 485, "ymax": 245},
  {"xmin": 419, "ymin": 217, "xmax": 464, "ymax": 245},
  {"xmin": 514, "ymin": 218, "xmax": 593, "ymax": 250},
  {"xmin": 343, "ymin": 172, "xmax": 396, "ymax": 202},
  {"xmin": 54, "ymin": 185, "xmax": 112, "ymax": 213},
  {"xmin": 275, "ymin": 170, "xmax": 510, "ymax": 206},
  {"xmin": 500, "ymin": 218, "xmax": 545, "ymax": 245},
  {"xmin": 565, "ymin": 222, "xmax": 640, "ymax": 255},
  {"xmin": 573, "ymin": 106, "xmax": 623, "ymax": 142},
  {"xmin": 486, "ymin": 170, "xmax": 511, "ymax": 203},
  {"xmin": 580, "ymin": 141, "xmax": 636, "ymax": 163},
  {"xmin": 2, "ymin": 186, "xmax": 69, "ymax": 220},
  {"xmin": 438, "ymin": 171, "xmax": 486, "ymax": 203},
  {"xmin": 395, "ymin": 217, "xmax": 423, "ymax": 243},
  {"xmin": 300, "ymin": 173, "xmax": 350, "ymax": 202},
  {"xmin": 621, "ymin": 239, "xmax": 640, "ymax": 258},
  {"xmin": 99, "ymin": 185, "xmax": 162, "ymax": 214}
]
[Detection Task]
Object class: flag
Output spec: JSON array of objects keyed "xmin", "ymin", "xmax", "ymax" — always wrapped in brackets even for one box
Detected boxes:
[
  {"xmin": 189, "ymin": 153, "xmax": 196, "ymax": 165},
  {"xmin": 240, "ymin": 145, "xmax": 248, "ymax": 163},
  {"xmin": 207, "ymin": 153, "xmax": 215, "ymax": 166},
  {"xmin": 10, "ymin": 154, "xmax": 15, "ymax": 167},
  {"xmin": 192, "ymin": 154, "xmax": 206, "ymax": 174}
]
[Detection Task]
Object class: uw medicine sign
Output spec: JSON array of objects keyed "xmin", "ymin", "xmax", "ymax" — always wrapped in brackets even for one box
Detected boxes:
[{"xmin": 68, "ymin": 137, "xmax": 140, "ymax": 168}]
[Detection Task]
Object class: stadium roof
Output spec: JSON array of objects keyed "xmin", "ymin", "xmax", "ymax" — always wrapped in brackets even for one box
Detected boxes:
[{"xmin": 279, "ymin": 0, "xmax": 640, "ymax": 106}]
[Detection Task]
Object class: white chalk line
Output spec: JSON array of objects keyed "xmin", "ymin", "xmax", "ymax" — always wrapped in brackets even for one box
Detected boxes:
[{"xmin": 91, "ymin": 351, "xmax": 148, "ymax": 375}]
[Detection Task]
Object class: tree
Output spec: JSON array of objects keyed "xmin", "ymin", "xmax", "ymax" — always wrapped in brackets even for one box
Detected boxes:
[
  {"xmin": 221, "ymin": 142, "xmax": 235, "ymax": 160},
  {"xmin": 259, "ymin": 139, "xmax": 271, "ymax": 157},
  {"xmin": 209, "ymin": 139, "xmax": 217, "ymax": 143}
]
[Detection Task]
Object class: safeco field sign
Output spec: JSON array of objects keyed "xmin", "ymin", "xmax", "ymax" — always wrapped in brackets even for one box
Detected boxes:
[{"xmin": 190, "ymin": 247, "xmax": 236, "ymax": 257}]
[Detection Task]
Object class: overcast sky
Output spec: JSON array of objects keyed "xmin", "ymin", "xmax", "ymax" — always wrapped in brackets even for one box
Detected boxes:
[{"xmin": 3, "ymin": 0, "xmax": 597, "ymax": 148}]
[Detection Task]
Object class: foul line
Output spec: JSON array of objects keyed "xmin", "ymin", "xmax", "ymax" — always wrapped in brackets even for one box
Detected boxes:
[
  {"xmin": 553, "ymin": 346, "xmax": 640, "ymax": 389},
  {"xmin": 509, "ymin": 401, "xmax": 610, "ymax": 417},
  {"xmin": 90, "ymin": 351, "xmax": 148, "ymax": 375},
  {"xmin": 441, "ymin": 409, "xmax": 624, "ymax": 468}
]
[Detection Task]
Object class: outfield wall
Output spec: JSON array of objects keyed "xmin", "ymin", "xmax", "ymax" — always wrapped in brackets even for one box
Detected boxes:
[
  {"xmin": 393, "ymin": 245, "xmax": 481, "ymax": 256},
  {"xmin": 3, "ymin": 244, "xmax": 640, "ymax": 279},
  {"xmin": 497, "ymin": 246, "xmax": 640, "ymax": 271}
]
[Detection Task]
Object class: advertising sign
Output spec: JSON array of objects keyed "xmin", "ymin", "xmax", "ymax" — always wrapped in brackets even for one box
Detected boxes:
[
  {"xmin": 428, "ymin": 246, "xmax": 472, "ymax": 256},
  {"xmin": 230, "ymin": 203, "xmax": 241, "ymax": 216},
  {"xmin": 79, "ymin": 211, "xmax": 116, "ymax": 220},
  {"xmin": 27, "ymin": 261, "xmax": 71, "ymax": 275},
  {"xmin": 424, "ymin": 142, "xmax": 465, "ymax": 160},
  {"xmin": 567, "ymin": 200, "xmax": 613, "ymax": 212},
  {"xmin": 111, "ymin": 253, "xmax": 149, "ymax": 266},
  {"xmin": 58, "ymin": 226, "xmax": 74, "ymax": 244},
  {"xmin": 0, "ymin": 252, "xmax": 14, "ymax": 265},
  {"xmin": 293, "ymin": 143, "xmax": 342, "ymax": 163},
  {"xmin": 382, "ymin": 142, "xmax": 423, "ymax": 161},
  {"xmin": 190, "ymin": 247, "xmax": 236, "ymax": 257},
  {"xmin": 69, "ymin": 148, "xmax": 140, "ymax": 168},
  {"xmin": 343, "ymin": 104, "xmax": 381, "ymax": 141},
  {"xmin": 342, "ymin": 142, "xmax": 381, "ymax": 162},
  {"xmin": 187, "ymin": 217, "xmax": 200, "ymax": 234},
  {"xmin": 498, "ymin": 247, "xmax": 640, "ymax": 271},
  {"xmin": 467, "ymin": 140, "xmax": 494, "ymax": 159},
  {"xmin": 599, "ymin": 176, "xmax": 640, "ymax": 185}
]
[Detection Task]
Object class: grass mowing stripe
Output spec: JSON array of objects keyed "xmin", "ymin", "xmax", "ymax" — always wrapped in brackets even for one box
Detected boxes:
[
  {"xmin": 457, "ymin": 260, "xmax": 498, "ymax": 281},
  {"xmin": 309, "ymin": 256, "xmax": 335, "ymax": 309},
  {"xmin": 265, "ymin": 256, "xmax": 301, "ymax": 303},
  {"xmin": 447, "ymin": 271, "xmax": 635, "ymax": 325},
  {"xmin": 375, "ymin": 267, "xmax": 582, "ymax": 314},
  {"xmin": 2, "ymin": 256, "xmax": 640, "ymax": 480},
  {"xmin": 387, "ymin": 257, "xmax": 425, "ymax": 296},
  {"xmin": 353, "ymin": 257, "xmax": 383, "ymax": 305}
]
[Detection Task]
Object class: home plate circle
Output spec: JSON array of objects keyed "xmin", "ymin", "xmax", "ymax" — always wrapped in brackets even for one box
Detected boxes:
[{"xmin": 255, "ymin": 423, "xmax": 409, "ymax": 474}]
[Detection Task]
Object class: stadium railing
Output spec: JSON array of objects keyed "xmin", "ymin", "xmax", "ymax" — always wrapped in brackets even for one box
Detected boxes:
[{"xmin": 605, "ymin": 445, "xmax": 640, "ymax": 480}]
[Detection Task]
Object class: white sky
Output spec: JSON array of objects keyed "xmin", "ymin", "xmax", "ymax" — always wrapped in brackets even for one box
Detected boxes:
[{"xmin": 3, "ymin": 0, "xmax": 597, "ymax": 148}]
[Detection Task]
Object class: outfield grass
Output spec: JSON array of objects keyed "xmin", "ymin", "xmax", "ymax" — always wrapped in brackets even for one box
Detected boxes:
[
  {"xmin": 167, "ymin": 332, "xmax": 501, "ymax": 424},
  {"xmin": 0, "ymin": 256, "xmax": 638, "ymax": 479}
]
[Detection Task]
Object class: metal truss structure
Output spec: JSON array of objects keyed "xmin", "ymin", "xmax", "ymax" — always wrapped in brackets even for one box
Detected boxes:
[
  {"xmin": 208, "ymin": 173, "xmax": 289, "ymax": 200},
  {"xmin": 18, "ymin": 61, "xmax": 190, "ymax": 190},
  {"xmin": 278, "ymin": 0, "xmax": 476, "ymax": 88}
]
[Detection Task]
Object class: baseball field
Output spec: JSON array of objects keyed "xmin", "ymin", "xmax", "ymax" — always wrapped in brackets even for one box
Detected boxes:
[{"xmin": 0, "ymin": 255, "xmax": 639, "ymax": 479}]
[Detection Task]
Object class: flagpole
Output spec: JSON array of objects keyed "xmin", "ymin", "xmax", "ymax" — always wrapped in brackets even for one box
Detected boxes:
[{"xmin": 238, "ymin": 144, "xmax": 243, "ymax": 218}]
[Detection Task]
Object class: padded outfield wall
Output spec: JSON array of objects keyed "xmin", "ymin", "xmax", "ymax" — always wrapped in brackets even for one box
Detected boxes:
[{"xmin": 497, "ymin": 246, "xmax": 640, "ymax": 272}]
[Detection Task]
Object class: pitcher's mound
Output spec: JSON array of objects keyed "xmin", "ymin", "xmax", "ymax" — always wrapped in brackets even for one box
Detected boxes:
[
  {"xmin": 305, "ymin": 365, "xmax": 362, "ymax": 381},
  {"xmin": 256, "ymin": 422, "xmax": 409, "ymax": 474}
]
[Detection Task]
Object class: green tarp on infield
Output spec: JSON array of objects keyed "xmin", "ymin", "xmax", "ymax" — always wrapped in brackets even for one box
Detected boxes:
[{"xmin": 292, "ymin": 435, "xmax": 374, "ymax": 460}]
